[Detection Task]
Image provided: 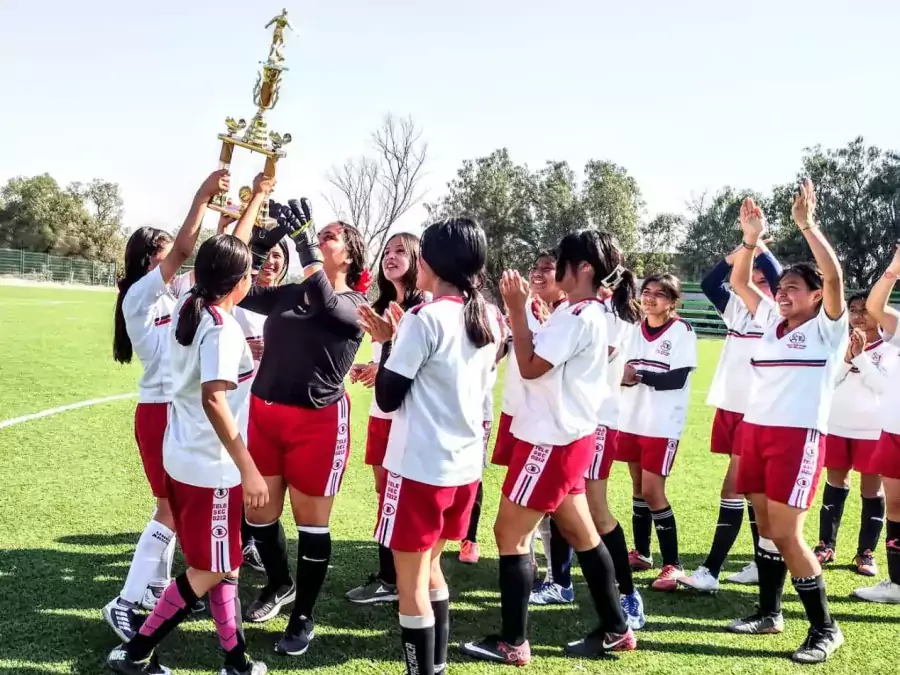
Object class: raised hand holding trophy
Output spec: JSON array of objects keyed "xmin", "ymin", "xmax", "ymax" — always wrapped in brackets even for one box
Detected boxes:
[{"xmin": 208, "ymin": 9, "xmax": 294, "ymax": 225}]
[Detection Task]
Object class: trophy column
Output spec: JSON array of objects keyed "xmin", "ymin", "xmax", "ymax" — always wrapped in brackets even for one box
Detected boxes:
[{"xmin": 210, "ymin": 141, "xmax": 236, "ymax": 209}]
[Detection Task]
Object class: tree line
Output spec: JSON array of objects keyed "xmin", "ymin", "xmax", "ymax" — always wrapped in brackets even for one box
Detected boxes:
[{"xmin": 3, "ymin": 118, "xmax": 898, "ymax": 290}]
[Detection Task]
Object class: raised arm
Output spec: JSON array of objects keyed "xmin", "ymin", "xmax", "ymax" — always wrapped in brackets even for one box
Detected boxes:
[
  {"xmin": 793, "ymin": 178, "xmax": 844, "ymax": 320},
  {"xmin": 755, "ymin": 241, "xmax": 783, "ymax": 292},
  {"xmin": 501, "ymin": 271, "xmax": 555, "ymax": 380},
  {"xmin": 159, "ymin": 170, "xmax": 229, "ymax": 284},
  {"xmin": 232, "ymin": 174, "xmax": 275, "ymax": 245},
  {"xmin": 700, "ymin": 256, "xmax": 733, "ymax": 314},
  {"xmin": 866, "ymin": 245, "xmax": 900, "ymax": 338},
  {"xmin": 729, "ymin": 198, "xmax": 766, "ymax": 317}
]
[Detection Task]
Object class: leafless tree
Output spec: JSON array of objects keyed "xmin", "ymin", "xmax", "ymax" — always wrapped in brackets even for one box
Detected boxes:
[{"xmin": 325, "ymin": 114, "xmax": 428, "ymax": 264}]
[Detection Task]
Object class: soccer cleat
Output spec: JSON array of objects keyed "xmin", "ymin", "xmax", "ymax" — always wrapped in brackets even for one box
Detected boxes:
[
  {"xmin": 242, "ymin": 541, "xmax": 266, "ymax": 573},
  {"xmin": 245, "ymin": 582, "xmax": 296, "ymax": 623},
  {"xmin": 140, "ymin": 584, "xmax": 166, "ymax": 612},
  {"xmin": 564, "ymin": 627, "xmax": 637, "ymax": 657},
  {"xmin": 791, "ymin": 624, "xmax": 844, "ymax": 664},
  {"xmin": 345, "ymin": 575, "xmax": 398, "ymax": 605},
  {"xmin": 275, "ymin": 615, "xmax": 315, "ymax": 656},
  {"xmin": 679, "ymin": 566, "xmax": 719, "ymax": 593},
  {"xmin": 725, "ymin": 561, "xmax": 759, "ymax": 585},
  {"xmin": 460, "ymin": 635, "xmax": 531, "ymax": 666},
  {"xmin": 650, "ymin": 564, "xmax": 684, "ymax": 591},
  {"xmin": 628, "ymin": 550, "xmax": 652, "ymax": 571},
  {"xmin": 852, "ymin": 579, "xmax": 900, "ymax": 604},
  {"xmin": 621, "ymin": 591, "xmax": 647, "ymax": 631},
  {"xmin": 853, "ymin": 551, "xmax": 878, "ymax": 577},
  {"xmin": 529, "ymin": 581, "xmax": 575, "ymax": 605},
  {"xmin": 219, "ymin": 658, "xmax": 268, "ymax": 675},
  {"xmin": 107, "ymin": 645, "xmax": 170, "ymax": 675},
  {"xmin": 103, "ymin": 597, "xmax": 140, "ymax": 643},
  {"xmin": 459, "ymin": 540, "xmax": 480, "ymax": 564},
  {"xmin": 727, "ymin": 611, "xmax": 785, "ymax": 634},
  {"xmin": 814, "ymin": 542, "xmax": 835, "ymax": 565}
]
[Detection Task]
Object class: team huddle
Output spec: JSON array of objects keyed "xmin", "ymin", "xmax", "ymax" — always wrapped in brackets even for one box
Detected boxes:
[{"xmin": 102, "ymin": 171, "xmax": 900, "ymax": 675}]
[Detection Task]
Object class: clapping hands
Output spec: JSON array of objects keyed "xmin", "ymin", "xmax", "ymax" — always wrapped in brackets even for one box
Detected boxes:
[{"xmin": 357, "ymin": 302, "xmax": 405, "ymax": 344}]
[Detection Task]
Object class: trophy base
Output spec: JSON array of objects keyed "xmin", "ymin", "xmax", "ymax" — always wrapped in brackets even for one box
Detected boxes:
[
  {"xmin": 207, "ymin": 202, "xmax": 276, "ymax": 229},
  {"xmin": 217, "ymin": 134, "xmax": 286, "ymax": 159}
]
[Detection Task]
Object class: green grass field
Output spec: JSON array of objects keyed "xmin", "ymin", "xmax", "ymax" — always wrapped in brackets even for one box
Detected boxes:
[{"xmin": 0, "ymin": 284, "xmax": 896, "ymax": 675}]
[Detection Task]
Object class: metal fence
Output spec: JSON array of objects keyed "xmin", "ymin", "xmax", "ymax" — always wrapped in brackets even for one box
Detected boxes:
[{"xmin": 0, "ymin": 248, "xmax": 118, "ymax": 287}]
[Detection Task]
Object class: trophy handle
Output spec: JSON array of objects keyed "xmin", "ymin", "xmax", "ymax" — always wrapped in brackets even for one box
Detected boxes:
[{"xmin": 210, "ymin": 141, "xmax": 236, "ymax": 208}]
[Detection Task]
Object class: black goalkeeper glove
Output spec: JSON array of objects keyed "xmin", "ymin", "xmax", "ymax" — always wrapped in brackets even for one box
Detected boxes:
[
  {"xmin": 248, "ymin": 199, "xmax": 292, "ymax": 271},
  {"xmin": 285, "ymin": 198, "xmax": 323, "ymax": 268}
]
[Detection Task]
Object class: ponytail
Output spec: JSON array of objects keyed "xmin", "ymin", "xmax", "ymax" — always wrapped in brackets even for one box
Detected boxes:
[
  {"xmin": 610, "ymin": 268, "xmax": 641, "ymax": 324},
  {"xmin": 462, "ymin": 281, "xmax": 494, "ymax": 349},
  {"xmin": 113, "ymin": 227, "xmax": 172, "ymax": 364},
  {"xmin": 175, "ymin": 289, "xmax": 208, "ymax": 347}
]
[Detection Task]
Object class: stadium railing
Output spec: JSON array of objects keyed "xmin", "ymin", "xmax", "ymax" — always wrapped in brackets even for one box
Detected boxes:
[
  {"xmin": 0, "ymin": 248, "xmax": 117, "ymax": 287},
  {"xmin": 678, "ymin": 281, "xmax": 900, "ymax": 336}
]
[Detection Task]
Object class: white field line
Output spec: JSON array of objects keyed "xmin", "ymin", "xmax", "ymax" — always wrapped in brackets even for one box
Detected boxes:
[{"xmin": 0, "ymin": 393, "xmax": 137, "ymax": 430}]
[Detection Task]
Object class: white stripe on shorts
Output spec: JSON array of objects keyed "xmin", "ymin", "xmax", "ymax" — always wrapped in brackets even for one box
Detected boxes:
[
  {"xmin": 376, "ymin": 472, "xmax": 403, "ymax": 547},
  {"xmin": 510, "ymin": 445, "xmax": 553, "ymax": 507},
  {"xmin": 585, "ymin": 426, "xmax": 609, "ymax": 480},
  {"xmin": 788, "ymin": 429, "xmax": 820, "ymax": 509},
  {"xmin": 662, "ymin": 439, "xmax": 679, "ymax": 476},
  {"xmin": 325, "ymin": 395, "xmax": 350, "ymax": 497},
  {"xmin": 210, "ymin": 487, "xmax": 232, "ymax": 574}
]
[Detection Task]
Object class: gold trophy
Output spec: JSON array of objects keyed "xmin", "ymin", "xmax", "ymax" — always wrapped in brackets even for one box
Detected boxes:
[{"xmin": 208, "ymin": 9, "xmax": 294, "ymax": 225}]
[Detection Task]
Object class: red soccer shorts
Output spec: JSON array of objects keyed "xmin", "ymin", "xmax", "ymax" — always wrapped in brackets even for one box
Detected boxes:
[
  {"xmin": 166, "ymin": 477, "xmax": 243, "ymax": 573},
  {"xmin": 491, "ymin": 412, "xmax": 516, "ymax": 466},
  {"xmin": 502, "ymin": 433, "xmax": 596, "ymax": 513},
  {"xmin": 135, "ymin": 402, "xmax": 169, "ymax": 498},
  {"xmin": 364, "ymin": 416, "xmax": 392, "ymax": 467},
  {"xmin": 374, "ymin": 473, "xmax": 480, "ymax": 552},
  {"xmin": 616, "ymin": 432, "xmax": 680, "ymax": 477},
  {"xmin": 711, "ymin": 408, "xmax": 745, "ymax": 456},
  {"xmin": 248, "ymin": 393, "xmax": 351, "ymax": 497},
  {"xmin": 584, "ymin": 426, "xmax": 619, "ymax": 481},
  {"xmin": 873, "ymin": 431, "xmax": 900, "ymax": 480},
  {"xmin": 737, "ymin": 423, "xmax": 825, "ymax": 510},
  {"xmin": 824, "ymin": 435, "xmax": 880, "ymax": 474}
]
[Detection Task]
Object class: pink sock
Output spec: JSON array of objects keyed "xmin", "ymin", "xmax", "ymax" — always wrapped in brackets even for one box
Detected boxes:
[
  {"xmin": 209, "ymin": 580, "xmax": 241, "ymax": 652},
  {"xmin": 139, "ymin": 580, "xmax": 187, "ymax": 637}
]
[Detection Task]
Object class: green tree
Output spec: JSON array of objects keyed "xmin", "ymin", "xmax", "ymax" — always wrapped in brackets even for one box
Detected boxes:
[
  {"xmin": 59, "ymin": 179, "xmax": 126, "ymax": 263},
  {"xmin": 633, "ymin": 213, "xmax": 687, "ymax": 277},
  {"xmin": 581, "ymin": 160, "xmax": 643, "ymax": 253},
  {"xmin": 0, "ymin": 174, "xmax": 90, "ymax": 253}
]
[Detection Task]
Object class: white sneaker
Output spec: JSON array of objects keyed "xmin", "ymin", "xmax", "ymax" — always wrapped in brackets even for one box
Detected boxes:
[
  {"xmin": 852, "ymin": 579, "xmax": 900, "ymax": 604},
  {"xmin": 725, "ymin": 561, "xmax": 759, "ymax": 585},
  {"xmin": 141, "ymin": 583, "xmax": 166, "ymax": 611},
  {"xmin": 678, "ymin": 566, "xmax": 719, "ymax": 593}
]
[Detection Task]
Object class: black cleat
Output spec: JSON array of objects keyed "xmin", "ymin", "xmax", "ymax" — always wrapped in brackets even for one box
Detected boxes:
[
  {"xmin": 245, "ymin": 582, "xmax": 296, "ymax": 623},
  {"xmin": 219, "ymin": 657, "xmax": 268, "ymax": 675},
  {"xmin": 107, "ymin": 645, "xmax": 170, "ymax": 674},
  {"xmin": 275, "ymin": 616, "xmax": 315, "ymax": 656}
]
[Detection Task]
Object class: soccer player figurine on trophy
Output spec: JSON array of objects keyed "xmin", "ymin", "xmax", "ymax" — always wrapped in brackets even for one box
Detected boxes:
[{"xmin": 208, "ymin": 9, "xmax": 294, "ymax": 225}]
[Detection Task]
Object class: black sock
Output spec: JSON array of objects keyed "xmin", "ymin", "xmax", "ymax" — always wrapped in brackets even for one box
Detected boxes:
[
  {"xmin": 857, "ymin": 495, "xmax": 886, "ymax": 555},
  {"xmin": 209, "ymin": 577, "xmax": 249, "ymax": 671},
  {"xmin": 548, "ymin": 518, "xmax": 573, "ymax": 588},
  {"xmin": 400, "ymin": 615, "xmax": 435, "ymax": 675},
  {"xmin": 247, "ymin": 519, "xmax": 292, "ymax": 587},
  {"xmin": 818, "ymin": 483, "xmax": 850, "ymax": 549},
  {"xmin": 601, "ymin": 523, "xmax": 634, "ymax": 595},
  {"xmin": 241, "ymin": 511, "xmax": 254, "ymax": 550},
  {"xmin": 703, "ymin": 498, "xmax": 744, "ymax": 577},
  {"xmin": 632, "ymin": 499, "xmax": 652, "ymax": 558},
  {"xmin": 756, "ymin": 539, "xmax": 786, "ymax": 616},
  {"xmin": 886, "ymin": 520, "xmax": 900, "ymax": 584},
  {"xmin": 792, "ymin": 575, "xmax": 833, "ymax": 629},
  {"xmin": 498, "ymin": 554, "xmax": 532, "ymax": 645},
  {"xmin": 290, "ymin": 527, "xmax": 331, "ymax": 627},
  {"xmin": 747, "ymin": 502, "xmax": 760, "ymax": 550},
  {"xmin": 651, "ymin": 506, "xmax": 679, "ymax": 566},
  {"xmin": 127, "ymin": 574, "xmax": 198, "ymax": 660},
  {"xmin": 431, "ymin": 588, "xmax": 449, "ymax": 673},
  {"xmin": 378, "ymin": 544, "xmax": 397, "ymax": 585},
  {"xmin": 577, "ymin": 543, "xmax": 628, "ymax": 634},
  {"xmin": 465, "ymin": 482, "xmax": 483, "ymax": 543}
]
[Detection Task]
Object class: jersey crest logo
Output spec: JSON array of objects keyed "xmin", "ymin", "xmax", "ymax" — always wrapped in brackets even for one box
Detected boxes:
[
  {"xmin": 872, "ymin": 352, "xmax": 882, "ymax": 364},
  {"xmin": 657, "ymin": 340, "xmax": 672, "ymax": 356},
  {"xmin": 212, "ymin": 525, "xmax": 228, "ymax": 539},
  {"xmin": 787, "ymin": 332, "xmax": 807, "ymax": 349},
  {"xmin": 214, "ymin": 488, "xmax": 228, "ymax": 499}
]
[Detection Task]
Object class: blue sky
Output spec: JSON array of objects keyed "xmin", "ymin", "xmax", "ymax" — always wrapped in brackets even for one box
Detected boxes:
[{"xmin": 2, "ymin": 0, "xmax": 898, "ymax": 236}]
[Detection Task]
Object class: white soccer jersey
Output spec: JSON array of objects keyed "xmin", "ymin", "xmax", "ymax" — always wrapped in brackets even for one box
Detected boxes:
[
  {"xmin": 121, "ymin": 268, "xmax": 192, "ymax": 403},
  {"xmin": 743, "ymin": 298, "xmax": 849, "ymax": 432},
  {"xmin": 500, "ymin": 303, "xmax": 549, "ymax": 416},
  {"xmin": 482, "ymin": 303, "xmax": 506, "ymax": 422},
  {"xmin": 598, "ymin": 299, "xmax": 637, "ymax": 429},
  {"xmin": 707, "ymin": 293, "xmax": 765, "ymax": 414},
  {"xmin": 234, "ymin": 306, "xmax": 266, "ymax": 371},
  {"xmin": 510, "ymin": 298, "xmax": 610, "ymax": 447},
  {"xmin": 383, "ymin": 296, "xmax": 501, "ymax": 487},
  {"xmin": 828, "ymin": 339, "xmax": 897, "ymax": 440},
  {"xmin": 164, "ymin": 299, "xmax": 255, "ymax": 489},
  {"xmin": 618, "ymin": 318, "xmax": 698, "ymax": 440}
]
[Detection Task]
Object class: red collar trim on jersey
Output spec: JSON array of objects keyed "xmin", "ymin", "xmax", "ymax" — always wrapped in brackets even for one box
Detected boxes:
[
  {"xmin": 570, "ymin": 296, "xmax": 602, "ymax": 315},
  {"xmin": 204, "ymin": 305, "xmax": 223, "ymax": 326},
  {"xmin": 775, "ymin": 316, "xmax": 815, "ymax": 340},
  {"xmin": 865, "ymin": 339, "xmax": 883, "ymax": 351},
  {"xmin": 641, "ymin": 316, "xmax": 676, "ymax": 342},
  {"xmin": 433, "ymin": 295, "xmax": 464, "ymax": 304}
]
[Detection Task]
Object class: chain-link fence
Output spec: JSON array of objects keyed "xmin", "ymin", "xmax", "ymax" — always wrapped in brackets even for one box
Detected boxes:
[{"xmin": 0, "ymin": 248, "xmax": 118, "ymax": 287}]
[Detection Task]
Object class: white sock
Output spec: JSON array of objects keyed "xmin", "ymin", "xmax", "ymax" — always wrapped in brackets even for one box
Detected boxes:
[
  {"xmin": 537, "ymin": 517, "xmax": 553, "ymax": 583},
  {"xmin": 151, "ymin": 536, "xmax": 176, "ymax": 586},
  {"xmin": 120, "ymin": 519, "xmax": 175, "ymax": 603}
]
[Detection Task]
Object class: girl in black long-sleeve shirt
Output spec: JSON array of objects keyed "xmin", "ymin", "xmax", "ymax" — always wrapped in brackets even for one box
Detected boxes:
[{"xmin": 236, "ymin": 197, "xmax": 370, "ymax": 658}]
